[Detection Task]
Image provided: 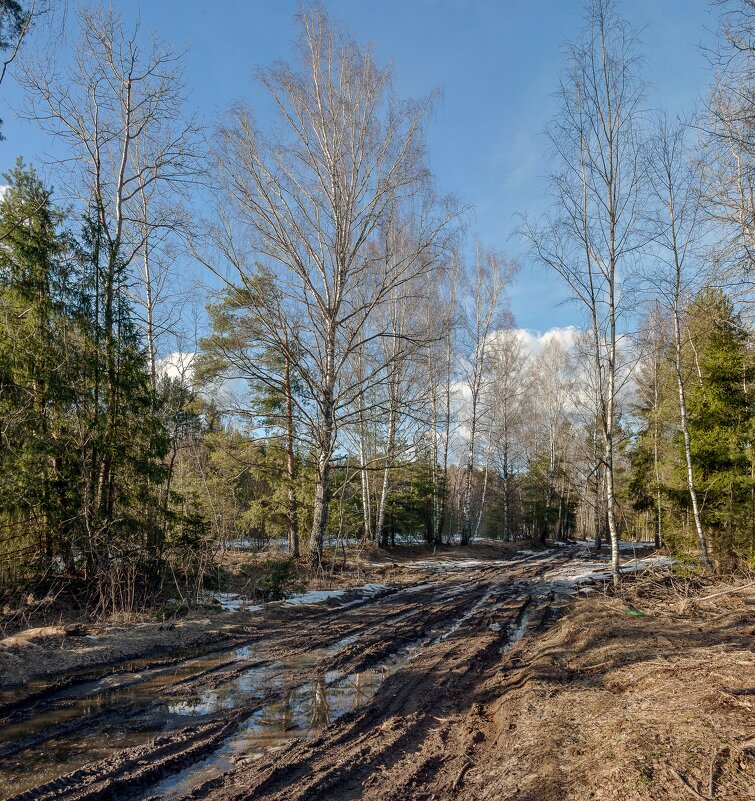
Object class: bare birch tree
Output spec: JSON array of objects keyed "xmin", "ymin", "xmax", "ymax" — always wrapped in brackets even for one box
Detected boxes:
[
  {"xmin": 522, "ymin": 0, "xmax": 646, "ymax": 582},
  {"xmin": 647, "ymin": 113, "xmax": 710, "ymax": 565},
  {"xmin": 490, "ymin": 330, "xmax": 528, "ymax": 541},
  {"xmin": 18, "ymin": 4, "xmax": 199, "ymax": 542},
  {"xmin": 424, "ymin": 260, "xmax": 459, "ymax": 545},
  {"xmin": 459, "ymin": 246, "xmax": 514, "ymax": 545},
  {"xmin": 526, "ymin": 338, "xmax": 575, "ymax": 545},
  {"xmin": 0, "ymin": 0, "xmax": 46, "ymax": 136},
  {"xmin": 210, "ymin": 7, "xmax": 453, "ymax": 569},
  {"xmin": 704, "ymin": 0, "xmax": 755, "ymax": 308},
  {"xmin": 372, "ymin": 261, "xmax": 432, "ymax": 547}
]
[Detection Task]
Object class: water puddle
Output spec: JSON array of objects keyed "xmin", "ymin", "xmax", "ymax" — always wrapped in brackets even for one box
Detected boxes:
[
  {"xmin": 0, "ymin": 647, "xmax": 256, "ymax": 749},
  {"xmin": 0, "ymin": 583, "xmax": 524, "ymax": 800},
  {"xmin": 152, "ymin": 593, "xmax": 521, "ymax": 798},
  {"xmin": 151, "ymin": 666, "xmax": 397, "ymax": 799},
  {"xmin": 0, "ymin": 633, "xmax": 387, "ymax": 799},
  {"xmin": 500, "ymin": 607, "xmax": 532, "ymax": 654}
]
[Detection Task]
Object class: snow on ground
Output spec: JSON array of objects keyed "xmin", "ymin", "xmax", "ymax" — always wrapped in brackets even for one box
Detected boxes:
[
  {"xmin": 356, "ymin": 584, "xmax": 389, "ymax": 596},
  {"xmin": 284, "ymin": 583, "xmax": 391, "ymax": 606},
  {"xmin": 223, "ymin": 536, "xmax": 363, "ymax": 552},
  {"xmin": 283, "ymin": 589, "xmax": 347, "ymax": 606},
  {"xmin": 210, "ymin": 543, "xmax": 668, "ymax": 611},
  {"xmin": 541, "ymin": 554, "xmax": 674, "ymax": 594},
  {"xmin": 202, "ymin": 583, "xmax": 391, "ymax": 614},
  {"xmin": 570, "ymin": 538, "xmax": 656, "ymax": 551},
  {"xmin": 405, "ymin": 559, "xmax": 491, "ymax": 572},
  {"xmin": 203, "ymin": 592, "xmax": 263, "ymax": 613}
]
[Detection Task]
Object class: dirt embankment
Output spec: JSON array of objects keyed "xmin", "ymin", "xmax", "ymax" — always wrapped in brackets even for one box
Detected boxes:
[{"xmin": 462, "ymin": 580, "xmax": 755, "ymax": 801}]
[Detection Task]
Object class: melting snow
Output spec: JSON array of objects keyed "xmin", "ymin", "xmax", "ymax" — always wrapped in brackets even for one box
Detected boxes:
[
  {"xmin": 405, "ymin": 559, "xmax": 490, "ymax": 572},
  {"xmin": 284, "ymin": 583, "xmax": 391, "ymax": 607},
  {"xmin": 542, "ymin": 555, "xmax": 674, "ymax": 592},
  {"xmin": 283, "ymin": 589, "xmax": 347, "ymax": 606},
  {"xmin": 356, "ymin": 584, "xmax": 388, "ymax": 595},
  {"xmin": 203, "ymin": 592, "xmax": 263, "ymax": 613}
]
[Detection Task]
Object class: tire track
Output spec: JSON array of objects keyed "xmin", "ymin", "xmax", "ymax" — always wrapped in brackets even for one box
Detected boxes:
[{"xmin": 1, "ymin": 551, "xmax": 566, "ymax": 801}]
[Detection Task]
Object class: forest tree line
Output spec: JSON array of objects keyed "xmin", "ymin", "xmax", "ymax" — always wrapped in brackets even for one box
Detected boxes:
[{"xmin": 2, "ymin": 0, "xmax": 755, "ymax": 608}]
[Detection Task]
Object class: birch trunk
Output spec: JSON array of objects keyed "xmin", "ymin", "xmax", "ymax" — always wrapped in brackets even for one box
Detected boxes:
[
  {"xmin": 375, "ymin": 405, "xmax": 396, "ymax": 547},
  {"xmin": 283, "ymin": 346, "xmax": 300, "ymax": 558},
  {"xmin": 673, "ymin": 305, "xmax": 709, "ymax": 565}
]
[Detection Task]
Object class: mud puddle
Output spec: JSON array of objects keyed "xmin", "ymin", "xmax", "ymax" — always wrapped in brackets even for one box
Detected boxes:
[
  {"xmin": 0, "ymin": 645, "xmax": 318, "ymax": 797},
  {"xmin": 151, "ymin": 592, "xmax": 529, "ymax": 799},
  {"xmin": 0, "ymin": 576, "xmax": 522, "ymax": 800},
  {"xmin": 0, "ymin": 626, "xmax": 397, "ymax": 796},
  {"xmin": 150, "ymin": 664, "xmax": 400, "ymax": 799},
  {"xmin": 500, "ymin": 606, "xmax": 532, "ymax": 653},
  {"xmin": 0, "ymin": 646, "xmax": 256, "ymax": 745}
]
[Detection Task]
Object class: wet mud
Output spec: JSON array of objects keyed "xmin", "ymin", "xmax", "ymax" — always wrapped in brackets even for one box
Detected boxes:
[{"xmin": 1, "ymin": 550, "xmax": 567, "ymax": 801}]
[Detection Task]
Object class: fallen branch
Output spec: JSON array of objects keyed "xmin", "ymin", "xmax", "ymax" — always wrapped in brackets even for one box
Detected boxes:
[
  {"xmin": 695, "ymin": 581, "xmax": 755, "ymax": 603},
  {"xmin": 668, "ymin": 765, "xmax": 709, "ymax": 800},
  {"xmin": 709, "ymin": 745, "xmax": 729, "ymax": 797},
  {"xmin": 452, "ymin": 760, "xmax": 472, "ymax": 791}
]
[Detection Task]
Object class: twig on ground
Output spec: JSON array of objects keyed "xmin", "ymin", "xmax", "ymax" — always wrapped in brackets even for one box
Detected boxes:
[
  {"xmin": 696, "ymin": 581, "xmax": 755, "ymax": 603},
  {"xmin": 709, "ymin": 745, "xmax": 729, "ymax": 797},
  {"xmin": 668, "ymin": 765, "xmax": 709, "ymax": 800},
  {"xmin": 452, "ymin": 760, "xmax": 472, "ymax": 791}
]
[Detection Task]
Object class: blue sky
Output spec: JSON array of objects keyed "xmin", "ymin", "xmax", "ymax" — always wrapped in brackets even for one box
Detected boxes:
[{"xmin": 0, "ymin": 0, "xmax": 717, "ymax": 333}]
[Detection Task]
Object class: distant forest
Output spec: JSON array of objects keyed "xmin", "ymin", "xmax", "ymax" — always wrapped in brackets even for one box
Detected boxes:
[{"xmin": 2, "ymin": 0, "xmax": 755, "ymax": 610}]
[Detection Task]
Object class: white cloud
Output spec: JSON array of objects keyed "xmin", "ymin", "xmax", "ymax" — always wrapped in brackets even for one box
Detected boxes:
[
  {"xmin": 513, "ymin": 326, "xmax": 580, "ymax": 357},
  {"xmin": 157, "ymin": 351, "xmax": 195, "ymax": 381}
]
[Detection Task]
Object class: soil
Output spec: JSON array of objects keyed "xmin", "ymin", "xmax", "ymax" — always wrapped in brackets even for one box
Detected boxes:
[{"xmin": 0, "ymin": 542, "xmax": 752, "ymax": 801}]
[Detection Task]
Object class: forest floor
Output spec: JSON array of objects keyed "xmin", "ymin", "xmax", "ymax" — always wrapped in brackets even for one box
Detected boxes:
[{"xmin": 0, "ymin": 541, "xmax": 753, "ymax": 801}]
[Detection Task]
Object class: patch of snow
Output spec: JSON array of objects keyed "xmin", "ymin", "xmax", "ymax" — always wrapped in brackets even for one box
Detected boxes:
[
  {"xmin": 356, "ymin": 583, "xmax": 388, "ymax": 596},
  {"xmin": 203, "ymin": 591, "xmax": 262, "ymax": 613},
  {"xmin": 618, "ymin": 540, "xmax": 656, "ymax": 551},
  {"xmin": 540, "ymin": 554, "xmax": 674, "ymax": 592},
  {"xmin": 621, "ymin": 555, "xmax": 675, "ymax": 572},
  {"xmin": 405, "ymin": 558, "xmax": 489, "ymax": 572},
  {"xmin": 205, "ymin": 592, "xmax": 246, "ymax": 611},
  {"xmin": 283, "ymin": 589, "xmax": 347, "ymax": 606},
  {"xmin": 571, "ymin": 538, "xmax": 656, "ymax": 551}
]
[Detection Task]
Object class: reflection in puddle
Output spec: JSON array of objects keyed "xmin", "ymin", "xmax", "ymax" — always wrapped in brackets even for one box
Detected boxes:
[
  {"xmin": 0, "ymin": 646, "xmax": 264, "ymax": 798},
  {"xmin": 0, "ymin": 647, "xmax": 251, "ymax": 745},
  {"xmin": 0, "ymin": 587, "xmax": 517, "ymax": 800},
  {"xmin": 152, "ymin": 667, "xmax": 391, "ymax": 799},
  {"xmin": 0, "ymin": 643, "xmax": 384, "ymax": 798}
]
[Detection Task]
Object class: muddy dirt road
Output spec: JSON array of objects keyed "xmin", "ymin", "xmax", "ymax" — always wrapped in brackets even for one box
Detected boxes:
[{"xmin": 0, "ymin": 548, "xmax": 588, "ymax": 801}]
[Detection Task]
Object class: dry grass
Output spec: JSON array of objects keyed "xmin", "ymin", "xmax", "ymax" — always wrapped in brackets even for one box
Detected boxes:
[{"xmin": 476, "ymin": 571, "xmax": 755, "ymax": 800}]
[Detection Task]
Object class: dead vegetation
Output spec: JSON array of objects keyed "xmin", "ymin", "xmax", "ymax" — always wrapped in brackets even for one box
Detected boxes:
[{"xmin": 472, "ymin": 571, "xmax": 755, "ymax": 801}]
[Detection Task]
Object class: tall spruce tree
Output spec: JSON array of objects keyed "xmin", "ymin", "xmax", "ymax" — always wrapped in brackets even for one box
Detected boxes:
[
  {"xmin": 0, "ymin": 160, "xmax": 73, "ymax": 571},
  {"xmin": 683, "ymin": 288, "xmax": 753, "ymax": 567}
]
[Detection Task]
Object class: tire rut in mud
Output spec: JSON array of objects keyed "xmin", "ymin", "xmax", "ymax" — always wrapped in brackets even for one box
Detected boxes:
[
  {"xmin": 179, "ymin": 594, "xmax": 534, "ymax": 801},
  {"xmin": 1, "ymin": 554, "xmax": 564, "ymax": 801}
]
